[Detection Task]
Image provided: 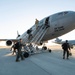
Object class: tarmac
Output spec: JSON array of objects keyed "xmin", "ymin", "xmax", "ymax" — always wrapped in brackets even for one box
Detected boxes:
[{"xmin": 0, "ymin": 45, "xmax": 75, "ymax": 75}]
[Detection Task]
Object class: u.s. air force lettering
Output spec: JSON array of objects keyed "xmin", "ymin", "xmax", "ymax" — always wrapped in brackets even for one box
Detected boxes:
[{"xmin": 54, "ymin": 26, "xmax": 64, "ymax": 32}]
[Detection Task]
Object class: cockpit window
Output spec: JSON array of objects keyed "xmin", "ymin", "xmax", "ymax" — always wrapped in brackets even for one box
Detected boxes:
[
  {"xmin": 58, "ymin": 12, "xmax": 63, "ymax": 15},
  {"xmin": 64, "ymin": 11, "xmax": 68, "ymax": 14},
  {"xmin": 51, "ymin": 11, "xmax": 69, "ymax": 22},
  {"xmin": 58, "ymin": 11, "xmax": 68, "ymax": 15}
]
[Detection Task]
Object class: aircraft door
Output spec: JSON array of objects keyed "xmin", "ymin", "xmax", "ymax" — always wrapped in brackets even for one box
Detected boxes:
[{"xmin": 45, "ymin": 17, "xmax": 50, "ymax": 27}]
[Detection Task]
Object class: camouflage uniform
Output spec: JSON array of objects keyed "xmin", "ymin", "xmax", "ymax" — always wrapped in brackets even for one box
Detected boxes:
[{"xmin": 16, "ymin": 39, "xmax": 24, "ymax": 62}]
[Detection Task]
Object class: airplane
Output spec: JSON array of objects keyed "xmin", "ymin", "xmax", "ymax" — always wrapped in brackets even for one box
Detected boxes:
[
  {"xmin": 0, "ymin": 11, "xmax": 75, "ymax": 47},
  {"xmin": 53, "ymin": 37, "xmax": 75, "ymax": 48}
]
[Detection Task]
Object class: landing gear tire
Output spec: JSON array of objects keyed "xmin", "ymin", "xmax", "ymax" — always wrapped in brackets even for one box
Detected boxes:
[
  {"xmin": 40, "ymin": 42, "xmax": 43, "ymax": 45},
  {"xmin": 23, "ymin": 52, "xmax": 29, "ymax": 58},
  {"xmin": 48, "ymin": 49, "xmax": 52, "ymax": 53},
  {"xmin": 42, "ymin": 46, "xmax": 47, "ymax": 50}
]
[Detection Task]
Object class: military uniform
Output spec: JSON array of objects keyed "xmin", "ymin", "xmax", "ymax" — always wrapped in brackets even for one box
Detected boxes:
[
  {"xmin": 62, "ymin": 40, "xmax": 70, "ymax": 59},
  {"xmin": 16, "ymin": 39, "xmax": 24, "ymax": 62}
]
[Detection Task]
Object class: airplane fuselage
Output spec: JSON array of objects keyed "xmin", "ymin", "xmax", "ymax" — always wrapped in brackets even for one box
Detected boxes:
[
  {"xmin": 4, "ymin": 11, "xmax": 75, "ymax": 46},
  {"xmin": 42, "ymin": 11, "xmax": 75, "ymax": 41}
]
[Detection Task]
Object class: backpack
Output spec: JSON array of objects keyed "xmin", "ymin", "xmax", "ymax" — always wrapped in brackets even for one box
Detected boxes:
[
  {"xmin": 62, "ymin": 43, "xmax": 70, "ymax": 50},
  {"xmin": 14, "ymin": 42, "xmax": 20, "ymax": 49}
]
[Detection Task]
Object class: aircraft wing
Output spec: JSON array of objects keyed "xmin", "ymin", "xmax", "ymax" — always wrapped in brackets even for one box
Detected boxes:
[
  {"xmin": 0, "ymin": 39, "xmax": 19, "ymax": 46},
  {"xmin": 0, "ymin": 39, "xmax": 18, "ymax": 42}
]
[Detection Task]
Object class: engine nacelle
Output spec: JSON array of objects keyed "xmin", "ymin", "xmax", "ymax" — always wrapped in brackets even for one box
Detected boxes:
[
  {"xmin": 27, "ymin": 29, "xmax": 32, "ymax": 34},
  {"xmin": 6, "ymin": 40, "xmax": 12, "ymax": 46}
]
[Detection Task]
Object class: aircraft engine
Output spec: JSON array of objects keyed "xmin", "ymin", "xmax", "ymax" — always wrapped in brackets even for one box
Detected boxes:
[
  {"xmin": 6, "ymin": 40, "xmax": 12, "ymax": 46},
  {"xmin": 27, "ymin": 29, "xmax": 32, "ymax": 34}
]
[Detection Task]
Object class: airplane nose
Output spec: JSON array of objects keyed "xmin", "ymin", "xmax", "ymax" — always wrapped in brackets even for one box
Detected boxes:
[
  {"xmin": 72, "ymin": 11, "xmax": 75, "ymax": 18},
  {"xmin": 72, "ymin": 11, "xmax": 75, "ymax": 22},
  {"xmin": 65, "ymin": 11, "xmax": 75, "ymax": 31},
  {"xmin": 72, "ymin": 11, "xmax": 75, "ymax": 17},
  {"xmin": 69, "ymin": 11, "xmax": 75, "ymax": 24},
  {"xmin": 71, "ymin": 11, "xmax": 75, "ymax": 28}
]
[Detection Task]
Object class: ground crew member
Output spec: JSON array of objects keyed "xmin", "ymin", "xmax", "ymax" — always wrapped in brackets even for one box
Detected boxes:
[
  {"xmin": 35, "ymin": 18, "xmax": 39, "ymax": 30},
  {"xmin": 62, "ymin": 40, "xmax": 70, "ymax": 59},
  {"xmin": 10, "ymin": 43, "xmax": 16, "ymax": 55},
  {"xmin": 15, "ymin": 39, "xmax": 24, "ymax": 62}
]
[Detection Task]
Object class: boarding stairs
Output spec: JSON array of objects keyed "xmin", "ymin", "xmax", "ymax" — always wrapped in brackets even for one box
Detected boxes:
[
  {"xmin": 21, "ymin": 24, "xmax": 49, "ymax": 45},
  {"xmin": 29, "ymin": 25, "xmax": 49, "ymax": 44}
]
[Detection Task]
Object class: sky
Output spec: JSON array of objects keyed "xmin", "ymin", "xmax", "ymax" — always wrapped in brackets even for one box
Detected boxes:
[{"xmin": 0, "ymin": 0, "xmax": 75, "ymax": 45}]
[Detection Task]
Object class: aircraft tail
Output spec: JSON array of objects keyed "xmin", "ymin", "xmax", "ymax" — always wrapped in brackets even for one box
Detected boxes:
[
  {"xmin": 16, "ymin": 31, "xmax": 20, "ymax": 38},
  {"xmin": 55, "ymin": 38, "xmax": 62, "ymax": 42},
  {"xmin": 53, "ymin": 37, "xmax": 62, "ymax": 44}
]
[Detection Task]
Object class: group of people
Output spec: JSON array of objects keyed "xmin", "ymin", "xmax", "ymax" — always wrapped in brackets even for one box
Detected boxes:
[
  {"xmin": 11, "ymin": 39, "xmax": 71, "ymax": 62},
  {"xmin": 11, "ymin": 39, "xmax": 37, "ymax": 62},
  {"xmin": 11, "ymin": 39, "xmax": 24, "ymax": 62}
]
